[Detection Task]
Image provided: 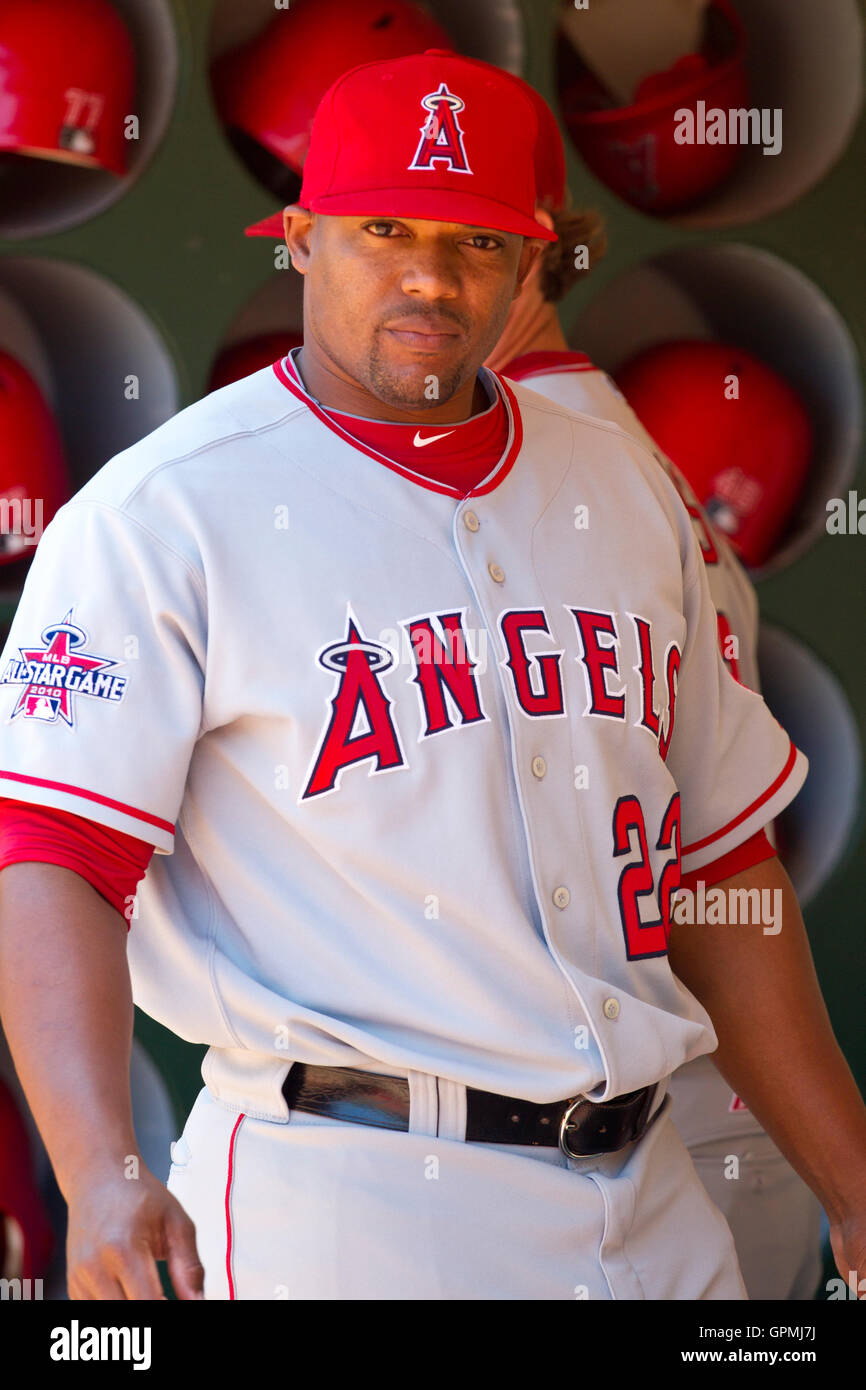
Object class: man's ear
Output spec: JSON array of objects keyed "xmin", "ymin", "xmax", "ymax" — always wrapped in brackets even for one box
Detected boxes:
[
  {"xmin": 513, "ymin": 206, "xmax": 554, "ymax": 298},
  {"xmin": 282, "ymin": 205, "xmax": 315, "ymax": 275},
  {"xmin": 514, "ymin": 241, "xmax": 545, "ymax": 296}
]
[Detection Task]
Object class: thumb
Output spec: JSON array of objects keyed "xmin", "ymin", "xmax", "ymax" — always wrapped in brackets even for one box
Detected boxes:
[
  {"xmin": 164, "ymin": 1209, "xmax": 205, "ymax": 1300},
  {"xmin": 830, "ymin": 1228, "xmax": 847, "ymax": 1282}
]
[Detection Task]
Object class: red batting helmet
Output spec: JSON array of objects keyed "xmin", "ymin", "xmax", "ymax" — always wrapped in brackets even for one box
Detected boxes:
[
  {"xmin": 615, "ymin": 339, "xmax": 813, "ymax": 569},
  {"xmin": 0, "ymin": 0, "xmax": 136, "ymax": 176},
  {"xmin": 0, "ymin": 1076, "xmax": 55, "ymax": 1281},
  {"xmin": 213, "ymin": 0, "xmax": 451, "ymax": 208},
  {"xmin": 558, "ymin": 0, "xmax": 748, "ymax": 215},
  {"xmin": 208, "ymin": 333, "xmax": 304, "ymax": 393},
  {"xmin": 0, "ymin": 350, "xmax": 71, "ymax": 564}
]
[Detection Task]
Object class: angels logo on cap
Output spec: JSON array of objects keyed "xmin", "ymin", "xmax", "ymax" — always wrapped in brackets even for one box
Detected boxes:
[
  {"xmin": 296, "ymin": 49, "xmax": 558, "ymax": 243},
  {"xmin": 409, "ymin": 84, "xmax": 472, "ymax": 175}
]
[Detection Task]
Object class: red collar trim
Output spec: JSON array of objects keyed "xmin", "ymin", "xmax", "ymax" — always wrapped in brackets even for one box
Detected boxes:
[
  {"xmin": 502, "ymin": 350, "xmax": 595, "ymax": 381},
  {"xmin": 271, "ymin": 357, "xmax": 523, "ymax": 500}
]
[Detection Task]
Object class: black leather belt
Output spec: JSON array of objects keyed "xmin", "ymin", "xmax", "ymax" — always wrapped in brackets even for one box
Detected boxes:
[{"xmin": 282, "ymin": 1064, "xmax": 662, "ymax": 1159}]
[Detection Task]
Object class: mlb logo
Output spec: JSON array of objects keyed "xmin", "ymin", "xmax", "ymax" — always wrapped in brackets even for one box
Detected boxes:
[
  {"xmin": 23, "ymin": 693, "xmax": 60, "ymax": 722},
  {"xmin": 729, "ymin": 1093, "xmax": 750, "ymax": 1112}
]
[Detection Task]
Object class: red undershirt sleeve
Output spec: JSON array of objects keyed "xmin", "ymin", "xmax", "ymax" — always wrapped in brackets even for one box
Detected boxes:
[
  {"xmin": 0, "ymin": 797, "xmax": 155, "ymax": 929},
  {"xmin": 678, "ymin": 827, "xmax": 776, "ymax": 895},
  {"xmin": 0, "ymin": 796, "xmax": 775, "ymax": 930}
]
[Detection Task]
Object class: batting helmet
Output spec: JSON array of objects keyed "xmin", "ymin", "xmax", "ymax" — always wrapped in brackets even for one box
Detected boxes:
[
  {"xmin": 208, "ymin": 333, "xmax": 304, "ymax": 393},
  {"xmin": 213, "ymin": 0, "xmax": 451, "ymax": 208},
  {"xmin": 0, "ymin": 1076, "xmax": 55, "ymax": 1282},
  {"xmin": 0, "ymin": 350, "xmax": 71, "ymax": 565},
  {"xmin": 0, "ymin": 0, "xmax": 136, "ymax": 176},
  {"xmin": 615, "ymin": 340, "xmax": 814, "ymax": 569},
  {"xmin": 558, "ymin": 0, "xmax": 748, "ymax": 215}
]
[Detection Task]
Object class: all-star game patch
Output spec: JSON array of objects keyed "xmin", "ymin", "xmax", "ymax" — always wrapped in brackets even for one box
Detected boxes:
[{"xmin": 0, "ymin": 609, "xmax": 128, "ymax": 727}]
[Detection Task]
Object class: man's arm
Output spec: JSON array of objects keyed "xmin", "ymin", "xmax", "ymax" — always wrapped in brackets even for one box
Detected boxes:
[
  {"xmin": 668, "ymin": 853, "xmax": 866, "ymax": 1290},
  {"xmin": 0, "ymin": 862, "xmax": 203, "ymax": 1299}
]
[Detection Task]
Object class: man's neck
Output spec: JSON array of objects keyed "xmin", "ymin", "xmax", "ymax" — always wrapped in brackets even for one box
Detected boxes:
[{"xmin": 294, "ymin": 344, "xmax": 490, "ymax": 423}]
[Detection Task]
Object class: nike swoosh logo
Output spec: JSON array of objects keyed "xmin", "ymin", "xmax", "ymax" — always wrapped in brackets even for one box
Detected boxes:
[{"xmin": 413, "ymin": 429, "xmax": 456, "ymax": 448}]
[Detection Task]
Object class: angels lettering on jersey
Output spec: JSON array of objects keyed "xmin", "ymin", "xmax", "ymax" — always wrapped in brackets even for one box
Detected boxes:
[
  {"xmin": 301, "ymin": 602, "xmax": 679, "ymax": 801},
  {"xmin": 0, "ymin": 609, "xmax": 127, "ymax": 726}
]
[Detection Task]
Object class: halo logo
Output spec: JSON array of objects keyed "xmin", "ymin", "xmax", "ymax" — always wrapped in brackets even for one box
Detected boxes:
[{"xmin": 409, "ymin": 84, "xmax": 473, "ymax": 174}]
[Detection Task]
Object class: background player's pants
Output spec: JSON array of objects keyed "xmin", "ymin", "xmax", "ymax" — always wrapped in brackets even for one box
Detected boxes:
[
  {"xmin": 670, "ymin": 1055, "xmax": 825, "ymax": 1300},
  {"xmin": 166, "ymin": 1080, "xmax": 747, "ymax": 1300},
  {"xmin": 688, "ymin": 1134, "xmax": 824, "ymax": 1301}
]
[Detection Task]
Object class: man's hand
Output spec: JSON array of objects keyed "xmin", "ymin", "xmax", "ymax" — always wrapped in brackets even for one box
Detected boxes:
[
  {"xmin": 0, "ymin": 865, "xmax": 205, "ymax": 1300},
  {"xmin": 669, "ymin": 853, "xmax": 866, "ymax": 1300},
  {"xmin": 830, "ymin": 1207, "xmax": 866, "ymax": 1299},
  {"xmin": 66, "ymin": 1166, "xmax": 204, "ymax": 1300}
]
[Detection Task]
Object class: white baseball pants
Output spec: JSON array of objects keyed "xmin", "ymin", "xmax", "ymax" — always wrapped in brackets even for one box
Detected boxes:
[{"xmin": 166, "ymin": 1079, "xmax": 747, "ymax": 1300}]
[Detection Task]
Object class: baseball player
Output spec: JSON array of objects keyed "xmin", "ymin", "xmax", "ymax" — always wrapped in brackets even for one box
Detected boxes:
[
  {"xmin": 483, "ymin": 80, "xmax": 825, "ymax": 1302},
  {"xmin": 0, "ymin": 51, "xmax": 864, "ymax": 1301}
]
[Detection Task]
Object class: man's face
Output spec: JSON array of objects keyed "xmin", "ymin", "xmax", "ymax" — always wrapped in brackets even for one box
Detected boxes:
[{"xmin": 287, "ymin": 212, "xmax": 540, "ymax": 410}]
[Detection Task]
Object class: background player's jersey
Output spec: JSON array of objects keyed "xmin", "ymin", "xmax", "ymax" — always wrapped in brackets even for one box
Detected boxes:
[
  {"xmin": 502, "ymin": 351, "xmax": 771, "ymax": 1146},
  {"xmin": 504, "ymin": 352, "xmax": 760, "ymax": 700},
  {"xmin": 0, "ymin": 363, "xmax": 805, "ymax": 1122}
]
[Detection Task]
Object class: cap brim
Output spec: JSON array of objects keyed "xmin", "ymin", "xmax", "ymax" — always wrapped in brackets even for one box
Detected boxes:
[
  {"xmin": 305, "ymin": 188, "xmax": 558, "ymax": 242},
  {"xmin": 244, "ymin": 212, "xmax": 286, "ymax": 238}
]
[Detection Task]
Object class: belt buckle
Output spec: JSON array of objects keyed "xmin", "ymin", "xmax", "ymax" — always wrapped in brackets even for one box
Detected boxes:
[{"xmin": 558, "ymin": 1096, "xmax": 594, "ymax": 1159}]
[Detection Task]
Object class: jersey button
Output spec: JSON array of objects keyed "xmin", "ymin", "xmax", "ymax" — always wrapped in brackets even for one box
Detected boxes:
[
  {"xmin": 488, "ymin": 562, "xmax": 505, "ymax": 584},
  {"xmin": 602, "ymin": 998, "xmax": 620, "ymax": 1021},
  {"xmin": 463, "ymin": 510, "xmax": 480, "ymax": 532},
  {"xmin": 552, "ymin": 885, "xmax": 570, "ymax": 909},
  {"xmin": 531, "ymin": 755, "xmax": 547, "ymax": 779}
]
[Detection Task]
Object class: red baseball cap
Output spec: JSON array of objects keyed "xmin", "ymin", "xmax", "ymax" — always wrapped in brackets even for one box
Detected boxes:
[
  {"xmin": 245, "ymin": 57, "xmax": 566, "ymax": 238},
  {"xmin": 508, "ymin": 75, "xmax": 566, "ymax": 213},
  {"xmin": 247, "ymin": 51, "xmax": 557, "ymax": 243}
]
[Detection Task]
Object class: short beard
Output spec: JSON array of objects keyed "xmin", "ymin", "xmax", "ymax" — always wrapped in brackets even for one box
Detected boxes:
[{"xmin": 365, "ymin": 333, "xmax": 474, "ymax": 410}]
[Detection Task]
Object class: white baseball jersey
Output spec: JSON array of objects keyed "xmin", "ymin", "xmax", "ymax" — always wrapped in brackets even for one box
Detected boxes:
[
  {"xmin": 0, "ymin": 360, "xmax": 806, "ymax": 1124},
  {"xmin": 500, "ymin": 352, "xmax": 825, "ymax": 1305},
  {"xmin": 501, "ymin": 354, "xmax": 771, "ymax": 1147}
]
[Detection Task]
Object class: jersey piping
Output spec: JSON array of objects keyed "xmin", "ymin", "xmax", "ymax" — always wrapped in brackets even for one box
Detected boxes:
[
  {"xmin": 681, "ymin": 739, "xmax": 799, "ymax": 856},
  {"xmin": 0, "ymin": 768, "xmax": 175, "ymax": 837},
  {"xmin": 271, "ymin": 355, "xmax": 524, "ymax": 500}
]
